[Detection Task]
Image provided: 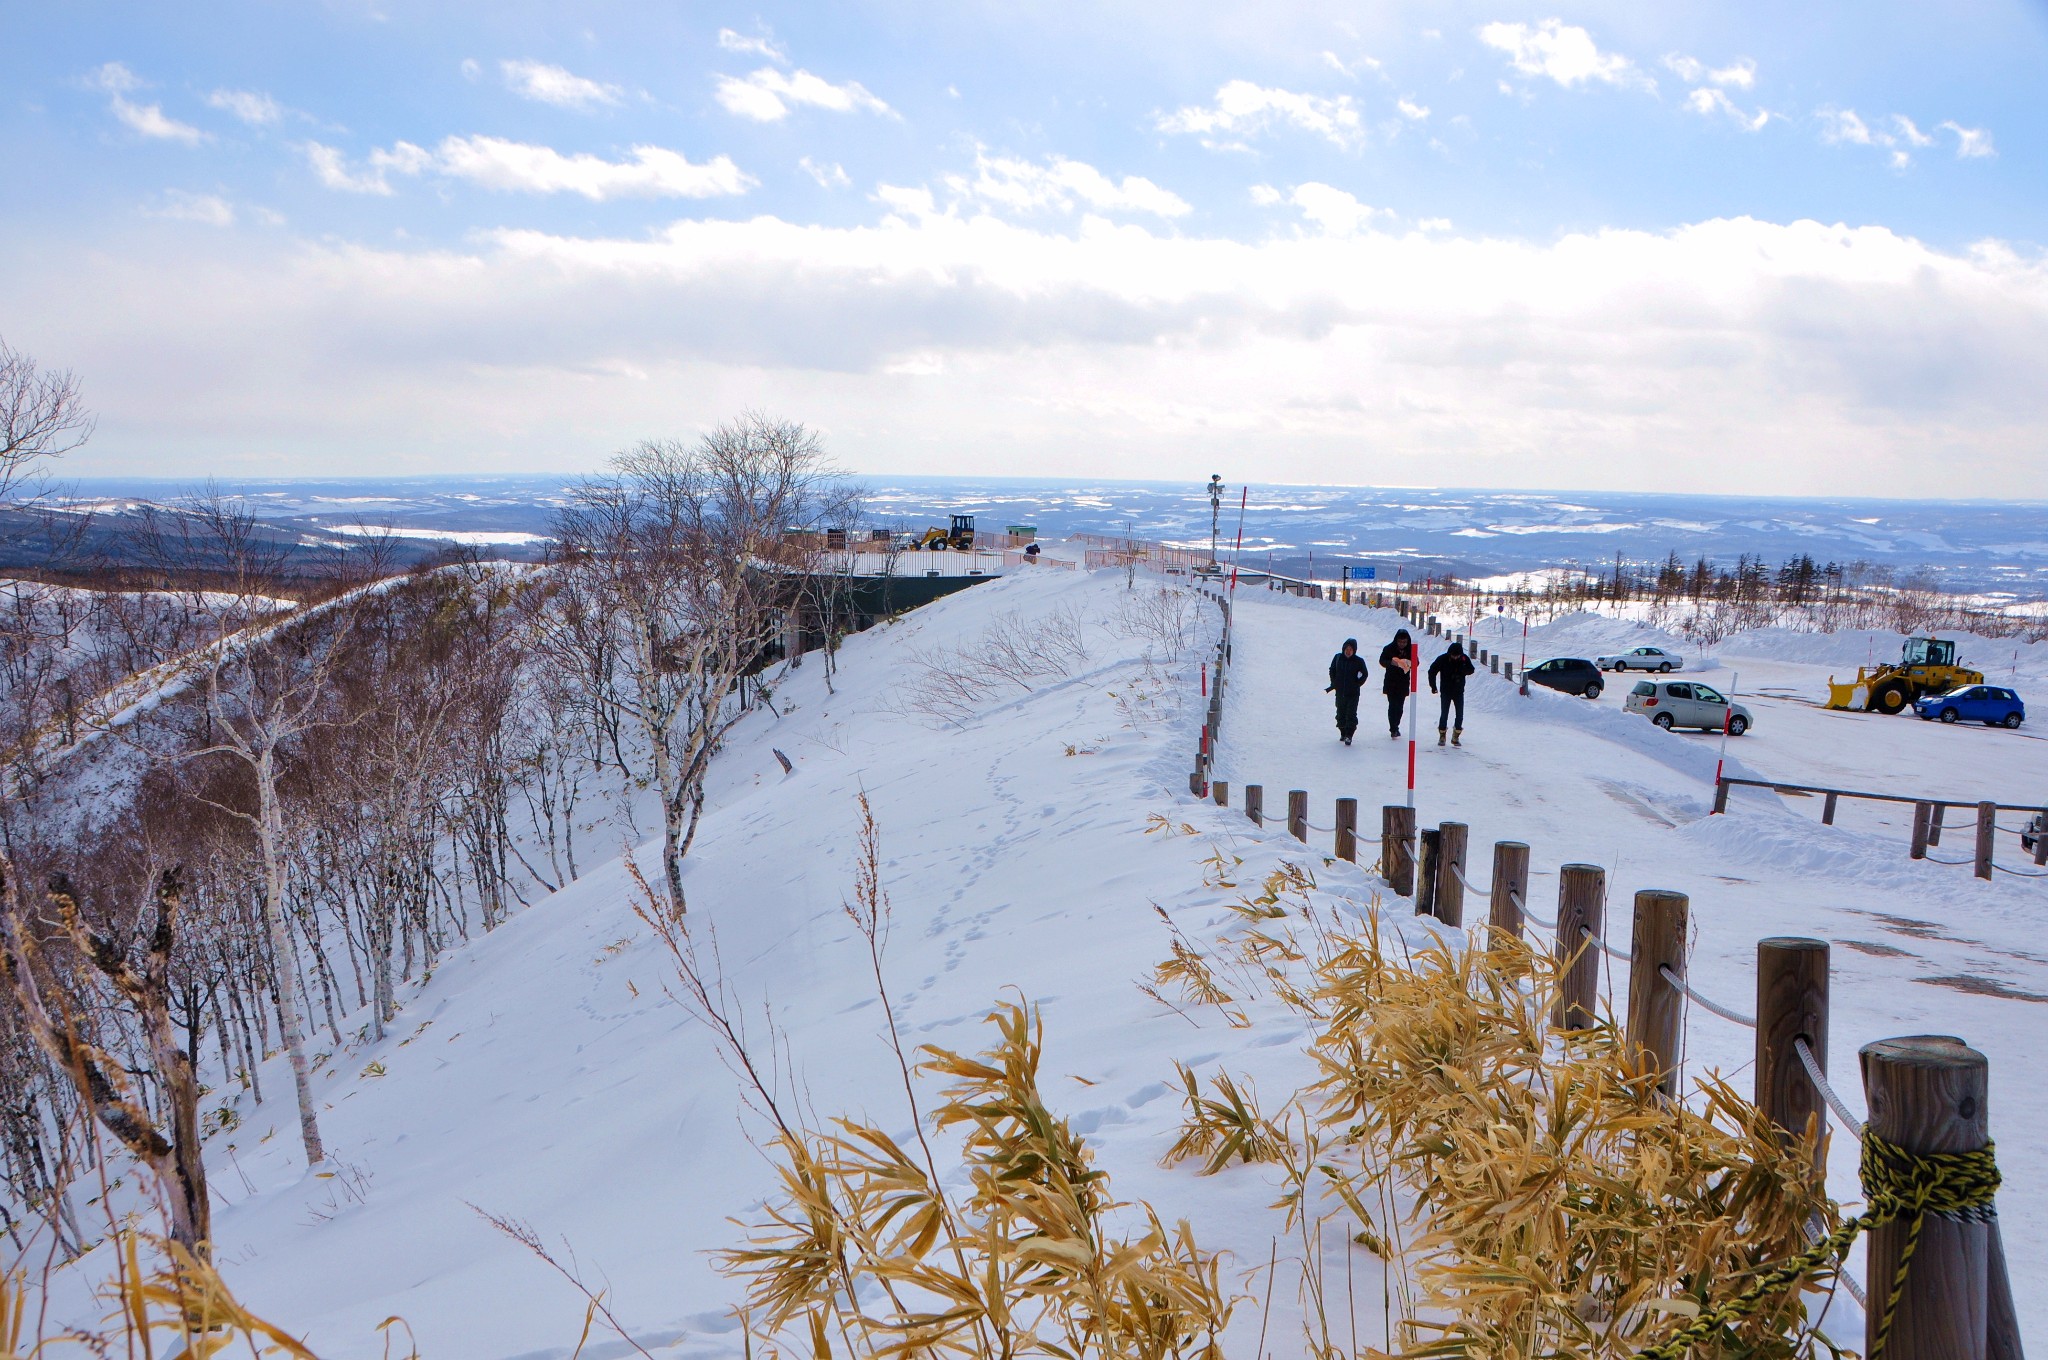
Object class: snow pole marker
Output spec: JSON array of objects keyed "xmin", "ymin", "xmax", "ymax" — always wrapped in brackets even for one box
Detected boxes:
[{"xmin": 1712, "ymin": 669, "xmax": 1740, "ymax": 805}]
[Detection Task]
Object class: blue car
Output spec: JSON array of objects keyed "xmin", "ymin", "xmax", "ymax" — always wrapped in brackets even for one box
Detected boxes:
[{"xmin": 1913, "ymin": 684, "xmax": 2025, "ymax": 728}]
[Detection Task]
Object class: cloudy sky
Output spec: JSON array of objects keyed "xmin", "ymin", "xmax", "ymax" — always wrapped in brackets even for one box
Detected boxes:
[{"xmin": 3, "ymin": 1, "xmax": 2044, "ymax": 497}]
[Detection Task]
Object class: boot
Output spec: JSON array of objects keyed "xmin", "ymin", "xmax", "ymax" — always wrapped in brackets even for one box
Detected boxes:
[
  {"xmin": 1452, "ymin": 728, "xmax": 1462, "ymax": 746},
  {"xmin": 1437, "ymin": 729, "xmax": 1446, "ymax": 746}
]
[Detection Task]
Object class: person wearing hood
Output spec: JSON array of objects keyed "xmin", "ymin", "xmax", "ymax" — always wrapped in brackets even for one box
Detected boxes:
[
  {"xmin": 1325, "ymin": 638, "xmax": 1368, "ymax": 745},
  {"xmin": 1428, "ymin": 640, "xmax": 1477, "ymax": 746},
  {"xmin": 1377, "ymin": 630, "xmax": 1415, "ymax": 739}
]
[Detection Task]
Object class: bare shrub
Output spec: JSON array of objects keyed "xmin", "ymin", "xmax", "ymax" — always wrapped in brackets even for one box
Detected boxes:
[
  {"xmin": 896, "ymin": 604, "xmax": 1094, "ymax": 727},
  {"xmin": 1112, "ymin": 585, "xmax": 1197, "ymax": 662}
]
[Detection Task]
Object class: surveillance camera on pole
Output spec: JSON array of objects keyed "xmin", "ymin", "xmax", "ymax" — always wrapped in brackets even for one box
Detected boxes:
[{"xmin": 1207, "ymin": 474, "xmax": 1224, "ymax": 567}]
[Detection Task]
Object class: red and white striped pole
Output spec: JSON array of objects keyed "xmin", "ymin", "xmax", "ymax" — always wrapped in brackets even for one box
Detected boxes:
[{"xmin": 1712, "ymin": 670, "xmax": 1740, "ymax": 802}]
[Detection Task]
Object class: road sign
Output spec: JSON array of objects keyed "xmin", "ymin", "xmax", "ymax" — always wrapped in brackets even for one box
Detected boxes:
[{"xmin": 1342, "ymin": 565, "xmax": 1378, "ymax": 581}]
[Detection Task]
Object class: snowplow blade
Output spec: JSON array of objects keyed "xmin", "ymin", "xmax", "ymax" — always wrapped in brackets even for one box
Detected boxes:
[{"xmin": 1825, "ymin": 678, "xmax": 1866, "ymax": 711}]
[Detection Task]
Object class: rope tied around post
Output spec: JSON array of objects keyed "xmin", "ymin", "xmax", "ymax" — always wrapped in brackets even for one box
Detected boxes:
[{"xmin": 1633, "ymin": 1133, "xmax": 2000, "ymax": 1360}]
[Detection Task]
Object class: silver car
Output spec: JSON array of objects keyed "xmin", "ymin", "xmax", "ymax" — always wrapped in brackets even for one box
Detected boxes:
[
  {"xmin": 1625, "ymin": 680, "xmax": 1751, "ymax": 734},
  {"xmin": 1596, "ymin": 645, "xmax": 1684, "ymax": 673}
]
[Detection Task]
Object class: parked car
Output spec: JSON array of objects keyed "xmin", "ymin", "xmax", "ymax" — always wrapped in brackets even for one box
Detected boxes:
[
  {"xmin": 1596, "ymin": 645, "xmax": 1685, "ymax": 673},
  {"xmin": 1625, "ymin": 680, "xmax": 1752, "ymax": 734},
  {"xmin": 1524, "ymin": 657, "xmax": 1605, "ymax": 698},
  {"xmin": 1913, "ymin": 684, "xmax": 2025, "ymax": 728}
]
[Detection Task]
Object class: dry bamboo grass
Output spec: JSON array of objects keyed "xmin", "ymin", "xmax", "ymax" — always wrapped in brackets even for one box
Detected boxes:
[
  {"xmin": 2, "ymin": 1229, "xmax": 326, "ymax": 1359},
  {"xmin": 1145, "ymin": 864, "xmax": 1845, "ymax": 1358},
  {"xmin": 721, "ymin": 1001, "xmax": 1234, "ymax": 1359}
]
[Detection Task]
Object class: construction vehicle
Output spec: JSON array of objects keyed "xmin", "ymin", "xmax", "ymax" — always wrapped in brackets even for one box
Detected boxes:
[
  {"xmin": 1826, "ymin": 637, "xmax": 1983, "ymax": 714},
  {"xmin": 913, "ymin": 514, "xmax": 977, "ymax": 551}
]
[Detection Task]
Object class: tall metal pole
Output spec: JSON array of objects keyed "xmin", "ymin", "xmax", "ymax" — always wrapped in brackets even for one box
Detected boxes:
[{"xmin": 1208, "ymin": 474, "xmax": 1223, "ymax": 567}]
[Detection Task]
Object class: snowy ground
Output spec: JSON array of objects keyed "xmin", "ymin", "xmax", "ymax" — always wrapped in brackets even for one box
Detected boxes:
[{"xmin": 24, "ymin": 562, "xmax": 2048, "ymax": 1355}]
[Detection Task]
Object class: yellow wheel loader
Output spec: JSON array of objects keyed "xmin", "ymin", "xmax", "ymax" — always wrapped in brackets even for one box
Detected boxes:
[
  {"xmin": 914, "ymin": 514, "xmax": 978, "ymax": 551},
  {"xmin": 1825, "ymin": 637, "xmax": 1983, "ymax": 714}
]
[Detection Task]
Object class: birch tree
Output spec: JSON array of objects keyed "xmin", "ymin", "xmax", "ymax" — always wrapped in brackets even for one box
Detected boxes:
[{"xmin": 555, "ymin": 415, "xmax": 857, "ymax": 911}]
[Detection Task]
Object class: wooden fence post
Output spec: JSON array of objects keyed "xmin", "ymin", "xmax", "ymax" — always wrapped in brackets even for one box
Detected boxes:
[
  {"xmin": 1553, "ymin": 864, "xmax": 1606, "ymax": 1030},
  {"xmin": 1860, "ymin": 1037, "xmax": 1991, "ymax": 1360},
  {"xmin": 1382, "ymin": 804, "xmax": 1416, "ymax": 896},
  {"xmin": 1288, "ymin": 790, "xmax": 1308, "ymax": 843},
  {"xmin": 1245, "ymin": 785, "xmax": 1263, "ymax": 827},
  {"xmin": 1212, "ymin": 779, "xmax": 1228, "ymax": 808},
  {"xmin": 1974, "ymin": 801, "xmax": 1995, "ymax": 880},
  {"xmin": 1713, "ymin": 778, "xmax": 1731, "ymax": 815},
  {"xmin": 1928, "ymin": 802, "xmax": 1947, "ymax": 847},
  {"xmin": 1489, "ymin": 841, "xmax": 1529, "ymax": 944},
  {"xmin": 1416, "ymin": 827, "xmax": 1441, "ymax": 918},
  {"xmin": 1436, "ymin": 822, "xmax": 1468, "ymax": 927},
  {"xmin": 1755, "ymin": 938, "xmax": 1829, "ymax": 1170},
  {"xmin": 1626, "ymin": 890, "xmax": 1688, "ymax": 1095},
  {"xmin": 2037, "ymin": 808, "xmax": 2048, "ymax": 867},
  {"xmin": 1335, "ymin": 798, "xmax": 1357, "ymax": 862},
  {"xmin": 1823, "ymin": 791, "xmax": 1839, "ymax": 825},
  {"xmin": 1189, "ymin": 771, "xmax": 1203, "ymax": 796},
  {"xmin": 1911, "ymin": 801, "xmax": 1932, "ymax": 860}
]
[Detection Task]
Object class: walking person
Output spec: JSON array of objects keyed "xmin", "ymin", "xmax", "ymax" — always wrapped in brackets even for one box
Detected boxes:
[
  {"xmin": 1378, "ymin": 630, "xmax": 1415, "ymax": 739},
  {"xmin": 1325, "ymin": 639, "xmax": 1368, "ymax": 745},
  {"xmin": 1429, "ymin": 640, "xmax": 1476, "ymax": 746}
]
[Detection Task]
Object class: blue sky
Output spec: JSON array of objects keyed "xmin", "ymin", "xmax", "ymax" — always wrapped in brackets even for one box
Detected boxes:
[{"xmin": 3, "ymin": 1, "xmax": 2045, "ymax": 496}]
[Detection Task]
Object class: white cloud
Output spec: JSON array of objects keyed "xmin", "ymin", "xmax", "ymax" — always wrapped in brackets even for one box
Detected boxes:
[
  {"xmin": 944, "ymin": 150, "xmax": 1190, "ymax": 219},
  {"xmin": 1892, "ymin": 115, "xmax": 1934, "ymax": 148},
  {"xmin": 501, "ymin": 60, "xmax": 623, "ymax": 110},
  {"xmin": 1284, "ymin": 183, "xmax": 1383, "ymax": 236},
  {"xmin": 1396, "ymin": 97, "xmax": 1430, "ymax": 121},
  {"xmin": 304, "ymin": 137, "xmax": 751, "ymax": 200},
  {"xmin": 1157, "ymin": 80, "xmax": 1364, "ymax": 150},
  {"xmin": 304, "ymin": 140, "xmax": 433, "ymax": 194},
  {"xmin": 1480, "ymin": 20, "xmax": 1650, "ymax": 91},
  {"xmin": 87, "ymin": 62, "xmax": 207, "ymax": 144},
  {"xmin": 714, "ymin": 67, "xmax": 891, "ymax": 121},
  {"xmin": 460, "ymin": 58, "xmax": 481, "ymax": 81},
  {"xmin": 435, "ymin": 137, "xmax": 753, "ymax": 199},
  {"xmin": 717, "ymin": 28, "xmax": 787, "ymax": 63},
  {"xmin": 800, "ymin": 156, "xmax": 851, "ymax": 189},
  {"xmin": 1663, "ymin": 54, "xmax": 1755, "ymax": 89},
  {"xmin": 1943, "ymin": 121, "xmax": 1995, "ymax": 158},
  {"xmin": 1321, "ymin": 51, "xmax": 1380, "ymax": 81},
  {"xmin": 148, "ymin": 191, "xmax": 235, "ymax": 226},
  {"xmin": 874, "ymin": 184, "xmax": 936, "ymax": 219},
  {"xmin": 18, "ymin": 213, "xmax": 2047, "ymax": 495},
  {"xmin": 1685, "ymin": 87, "xmax": 1769, "ymax": 132},
  {"xmin": 206, "ymin": 88, "xmax": 283, "ymax": 126},
  {"xmin": 1248, "ymin": 183, "xmax": 1282, "ymax": 206},
  {"xmin": 1818, "ymin": 107, "xmax": 1877, "ymax": 147}
]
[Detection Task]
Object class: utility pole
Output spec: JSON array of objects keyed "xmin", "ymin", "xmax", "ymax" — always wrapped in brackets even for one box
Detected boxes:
[{"xmin": 1207, "ymin": 474, "xmax": 1224, "ymax": 567}]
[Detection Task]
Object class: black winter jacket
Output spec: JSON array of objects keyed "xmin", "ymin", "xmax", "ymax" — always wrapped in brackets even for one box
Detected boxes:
[
  {"xmin": 1328, "ymin": 652, "xmax": 1367, "ymax": 693},
  {"xmin": 1428, "ymin": 650, "xmax": 1476, "ymax": 697},
  {"xmin": 1378, "ymin": 641, "xmax": 1415, "ymax": 696}
]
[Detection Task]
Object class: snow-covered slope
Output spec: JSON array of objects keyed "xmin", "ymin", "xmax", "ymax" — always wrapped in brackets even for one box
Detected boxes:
[{"xmin": 30, "ymin": 566, "xmax": 2048, "ymax": 1354}]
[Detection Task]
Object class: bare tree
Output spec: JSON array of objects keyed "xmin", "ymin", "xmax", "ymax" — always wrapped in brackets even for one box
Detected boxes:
[
  {"xmin": 156, "ymin": 499, "xmax": 341, "ymax": 1167},
  {"xmin": 0, "ymin": 336, "xmax": 94, "ymax": 502},
  {"xmin": 0, "ymin": 865, "xmax": 211, "ymax": 1259},
  {"xmin": 555, "ymin": 414, "xmax": 856, "ymax": 911}
]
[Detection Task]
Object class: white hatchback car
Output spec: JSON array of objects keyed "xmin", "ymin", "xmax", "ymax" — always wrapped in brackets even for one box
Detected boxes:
[
  {"xmin": 1596, "ymin": 645, "xmax": 1684, "ymax": 673},
  {"xmin": 1625, "ymin": 680, "xmax": 1752, "ymax": 734}
]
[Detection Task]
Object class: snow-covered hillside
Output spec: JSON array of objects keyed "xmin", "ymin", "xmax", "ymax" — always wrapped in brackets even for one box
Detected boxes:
[{"xmin": 27, "ymin": 563, "xmax": 2048, "ymax": 1355}]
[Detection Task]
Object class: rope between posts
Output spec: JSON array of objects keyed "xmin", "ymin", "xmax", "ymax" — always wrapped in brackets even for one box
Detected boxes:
[
  {"xmin": 1581, "ymin": 924, "xmax": 1631, "ymax": 964},
  {"xmin": 1633, "ymin": 1128, "xmax": 1998, "ymax": 1360},
  {"xmin": 1920, "ymin": 853, "xmax": 1973, "ymax": 866},
  {"xmin": 1992, "ymin": 863, "xmax": 2048, "ymax": 879},
  {"xmin": 1448, "ymin": 862, "xmax": 1488, "ymax": 896},
  {"xmin": 1658, "ymin": 964, "xmax": 1758, "ymax": 1028},
  {"xmin": 1793, "ymin": 1036, "xmax": 1865, "ymax": 1141}
]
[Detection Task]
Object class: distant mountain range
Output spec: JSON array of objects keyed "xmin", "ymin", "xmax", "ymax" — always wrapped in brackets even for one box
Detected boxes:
[{"xmin": 11, "ymin": 474, "xmax": 2045, "ymax": 595}]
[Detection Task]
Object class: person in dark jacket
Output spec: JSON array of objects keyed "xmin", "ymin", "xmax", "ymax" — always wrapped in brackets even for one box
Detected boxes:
[
  {"xmin": 1377, "ymin": 630, "xmax": 1415, "ymax": 739},
  {"xmin": 1325, "ymin": 639, "xmax": 1368, "ymax": 744},
  {"xmin": 1428, "ymin": 641, "xmax": 1477, "ymax": 746}
]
